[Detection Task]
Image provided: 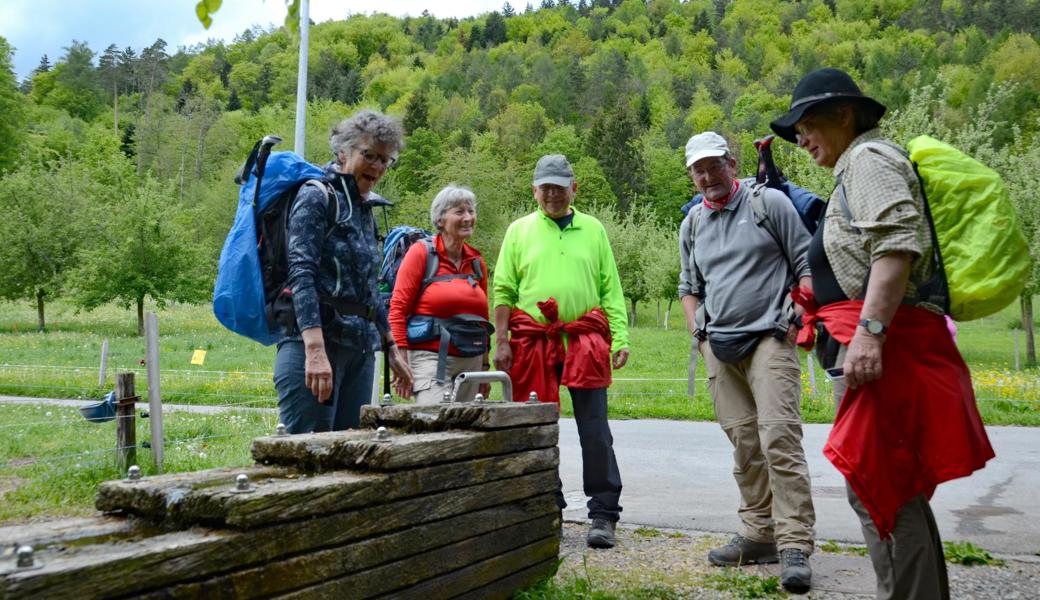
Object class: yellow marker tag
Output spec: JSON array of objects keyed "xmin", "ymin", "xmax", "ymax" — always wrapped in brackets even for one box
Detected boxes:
[{"xmin": 191, "ymin": 349, "xmax": 207, "ymax": 365}]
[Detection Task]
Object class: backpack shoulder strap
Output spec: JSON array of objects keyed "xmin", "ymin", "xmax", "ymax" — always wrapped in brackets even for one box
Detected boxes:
[
  {"xmin": 299, "ymin": 179, "xmax": 339, "ymax": 239},
  {"xmin": 419, "ymin": 238, "xmax": 440, "ymax": 292}
]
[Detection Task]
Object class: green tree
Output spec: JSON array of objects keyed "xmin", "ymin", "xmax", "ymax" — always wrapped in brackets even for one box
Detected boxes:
[
  {"xmin": 0, "ymin": 37, "xmax": 26, "ymax": 174},
  {"xmin": 0, "ymin": 164, "xmax": 86, "ymax": 331},
  {"xmin": 70, "ymin": 177, "xmax": 210, "ymax": 335},
  {"xmin": 587, "ymin": 100, "xmax": 646, "ymax": 211}
]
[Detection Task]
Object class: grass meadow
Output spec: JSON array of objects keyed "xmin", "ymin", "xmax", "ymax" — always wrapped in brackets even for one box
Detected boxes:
[{"xmin": 0, "ymin": 298, "xmax": 1036, "ymax": 523}]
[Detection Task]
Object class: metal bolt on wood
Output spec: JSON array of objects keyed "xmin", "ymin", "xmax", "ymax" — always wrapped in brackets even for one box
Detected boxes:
[
  {"xmin": 373, "ymin": 426, "xmax": 391, "ymax": 443},
  {"xmin": 125, "ymin": 465, "xmax": 142, "ymax": 482},
  {"xmin": 274, "ymin": 423, "xmax": 288, "ymax": 437},
  {"xmin": 16, "ymin": 546, "xmax": 34, "ymax": 568},
  {"xmin": 381, "ymin": 393, "xmax": 393, "ymax": 407},
  {"xmin": 230, "ymin": 473, "xmax": 255, "ymax": 494},
  {"xmin": 527, "ymin": 391, "xmax": 539, "ymax": 404},
  {"xmin": 474, "ymin": 393, "xmax": 485, "ymax": 404},
  {"xmin": 441, "ymin": 390, "xmax": 452, "ymax": 403}
]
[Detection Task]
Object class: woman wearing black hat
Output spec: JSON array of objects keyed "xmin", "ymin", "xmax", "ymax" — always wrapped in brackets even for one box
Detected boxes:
[{"xmin": 771, "ymin": 68, "xmax": 994, "ymax": 600}]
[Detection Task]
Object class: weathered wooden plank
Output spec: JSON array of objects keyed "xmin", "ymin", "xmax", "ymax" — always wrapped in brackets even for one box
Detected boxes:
[
  {"xmin": 452, "ymin": 557, "xmax": 560, "ymax": 600},
  {"xmin": 0, "ymin": 516, "xmax": 139, "ymax": 550},
  {"xmin": 360, "ymin": 401, "xmax": 558, "ymax": 432},
  {"xmin": 95, "ymin": 465, "xmax": 291, "ymax": 516},
  {"xmin": 384, "ymin": 536, "xmax": 561, "ymax": 600},
  {"xmin": 94, "ymin": 448, "xmax": 556, "ymax": 528},
  {"xmin": 136, "ymin": 498, "xmax": 559, "ymax": 599},
  {"xmin": 0, "ymin": 471, "xmax": 558, "ymax": 600},
  {"xmin": 252, "ymin": 424, "xmax": 558, "ymax": 472},
  {"xmin": 275, "ymin": 517, "xmax": 559, "ymax": 599}
]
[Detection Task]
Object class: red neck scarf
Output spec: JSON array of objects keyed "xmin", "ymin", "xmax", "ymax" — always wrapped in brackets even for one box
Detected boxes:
[{"xmin": 702, "ymin": 179, "xmax": 740, "ymax": 211}]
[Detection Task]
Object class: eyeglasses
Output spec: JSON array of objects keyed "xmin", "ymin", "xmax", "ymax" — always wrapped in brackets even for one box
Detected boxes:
[{"xmin": 353, "ymin": 146, "xmax": 397, "ymax": 168}]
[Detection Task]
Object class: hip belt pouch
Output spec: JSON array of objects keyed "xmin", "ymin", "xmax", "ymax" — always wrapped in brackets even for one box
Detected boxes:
[
  {"xmin": 442, "ymin": 314, "xmax": 494, "ymax": 357},
  {"xmin": 708, "ymin": 331, "xmax": 763, "ymax": 364},
  {"xmin": 406, "ymin": 314, "xmax": 440, "ymax": 344}
]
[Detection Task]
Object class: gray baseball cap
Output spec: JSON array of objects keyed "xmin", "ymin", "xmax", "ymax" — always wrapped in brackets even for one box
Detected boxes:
[
  {"xmin": 533, "ymin": 154, "xmax": 575, "ymax": 187},
  {"xmin": 684, "ymin": 131, "xmax": 730, "ymax": 167}
]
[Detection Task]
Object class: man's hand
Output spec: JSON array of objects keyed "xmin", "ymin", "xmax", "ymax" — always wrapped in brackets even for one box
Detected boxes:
[
  {"xmin": 787, "ymin": 303, "xmax": 805, "ymax": 344},
  {"xmin": 494, "ymin": 341, "xmax": 513, "ymax": 372},
  {"xmin": 843, "ymin": 328, "xmax": 884, "ymax": 389},
  {"xmin": 612, "ymin": 348, "xmax": 630, "ymax": 370}
]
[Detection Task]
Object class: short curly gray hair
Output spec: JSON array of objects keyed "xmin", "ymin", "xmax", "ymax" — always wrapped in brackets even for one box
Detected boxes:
[
  {"xmin": 430, "ymin": 185, "xmax": 477, "ymax": 231},
  {"xmin": 329, "ymin": 109, "xmax": 405, "ymax": 160}
]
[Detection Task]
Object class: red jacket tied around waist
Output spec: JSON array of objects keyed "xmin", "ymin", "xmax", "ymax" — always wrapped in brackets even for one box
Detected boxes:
[
  {"xmin": 507, "ymin": 298, "xmax": 612, "ymax": 404},
  {"xmin": 792, "ymin": 288, "xmax": 994, "ymax": 539}
]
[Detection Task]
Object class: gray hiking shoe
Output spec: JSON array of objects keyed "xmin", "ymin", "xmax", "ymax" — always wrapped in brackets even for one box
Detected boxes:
[
  {"xmin": 780, "ymin": 548, "xmax": 812, "ymax": 594},
  {"xmin": 707, "ymin": 535, "xmax": 779, "ymax": 566},
  {"xmin": 586, "ymin": 518, "xmax": 616, "ymax": 549}
]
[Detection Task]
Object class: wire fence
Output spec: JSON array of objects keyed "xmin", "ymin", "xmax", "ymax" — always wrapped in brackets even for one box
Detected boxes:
[{"xmin": 0, "ymin": 360, "xmax": 1037, "ymax": 490}]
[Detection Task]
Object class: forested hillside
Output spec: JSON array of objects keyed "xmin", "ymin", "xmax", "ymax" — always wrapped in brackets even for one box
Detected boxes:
[{"xmin": 1, "ymin": 0, "xmax": 1038, "ymax": 334}]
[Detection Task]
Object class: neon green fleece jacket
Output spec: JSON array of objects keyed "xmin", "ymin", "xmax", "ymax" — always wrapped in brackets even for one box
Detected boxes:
[{"xmin": 493, "ymin": 207, "xmax": 629, "ymax": 353}]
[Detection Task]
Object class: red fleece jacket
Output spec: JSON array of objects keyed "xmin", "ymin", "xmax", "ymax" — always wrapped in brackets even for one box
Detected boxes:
[
  {"xmin": 507, "ymin": 298, "xmax": 612, "ymax": 404},
  {"xmin": 793, "ymin": 289, "xmax": 994, "ymax": 539}
]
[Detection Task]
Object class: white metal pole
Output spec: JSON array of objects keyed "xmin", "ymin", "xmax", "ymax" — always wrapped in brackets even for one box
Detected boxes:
[
  {"xmin": 293, "ymin": 0, "xmax": 310, "ymax": 156},
  {"xmin": 145, "ymin": 313, "xmax": 164, "ymax": 472},
  {"xmin": 98, "ymin": 339, "xmax": 109, "ymax": 387},
  {"xmin": 807, "ymin": 352, "xmax": 817, "ymax": 399}
]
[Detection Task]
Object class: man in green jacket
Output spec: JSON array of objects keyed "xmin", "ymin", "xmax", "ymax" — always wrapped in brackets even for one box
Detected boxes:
[{"xmin": 493, "ymin": 154, "xmax": 630, "ymax": 549}]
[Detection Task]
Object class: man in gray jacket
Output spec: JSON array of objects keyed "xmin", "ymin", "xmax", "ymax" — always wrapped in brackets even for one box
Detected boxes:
[{"xmin": 678, "ymin": 131, "xmax": 815, "ymax": 595}]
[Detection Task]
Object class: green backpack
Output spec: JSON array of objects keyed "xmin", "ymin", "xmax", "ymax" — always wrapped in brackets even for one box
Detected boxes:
[{"xmin": 840, "ymin": 135, "xmax": 1030, "ymax": 321}]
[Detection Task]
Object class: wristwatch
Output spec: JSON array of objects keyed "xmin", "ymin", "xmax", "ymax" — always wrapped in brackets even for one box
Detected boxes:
[{"xmin": 859, "ymin": 318, "xmax": 887, "ymax": 336}]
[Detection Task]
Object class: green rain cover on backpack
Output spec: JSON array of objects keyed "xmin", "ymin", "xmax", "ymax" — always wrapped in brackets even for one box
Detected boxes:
[{"xmin": 907, "ymin": 135, "xmax": 1031, "ymax": 321}]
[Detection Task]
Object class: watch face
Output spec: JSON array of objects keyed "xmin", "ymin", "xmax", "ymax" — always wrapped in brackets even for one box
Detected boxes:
[{"xmin": 866, "ymin": 320, "xmax": 884, "ymax": 334}]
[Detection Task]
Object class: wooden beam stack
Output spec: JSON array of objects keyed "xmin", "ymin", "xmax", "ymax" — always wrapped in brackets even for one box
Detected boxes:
[{"xmin": 0, "ymin": 401, "xmax": 561, "ymax": 599}]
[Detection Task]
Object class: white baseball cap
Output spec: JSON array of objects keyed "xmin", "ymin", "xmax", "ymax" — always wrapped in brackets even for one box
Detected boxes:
[{"xmin": 684, "ymin": 131, "xmax": 730, "ymax": 168}]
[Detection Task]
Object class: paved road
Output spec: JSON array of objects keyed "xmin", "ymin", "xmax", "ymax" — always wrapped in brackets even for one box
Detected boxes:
[
  {"xmin": 5, "ymin": 394, "xmax": 1038, "ymax": 556},
  {"xmin": 558, "ymin": 418, "xmax": 1040, "ymax": 556}
]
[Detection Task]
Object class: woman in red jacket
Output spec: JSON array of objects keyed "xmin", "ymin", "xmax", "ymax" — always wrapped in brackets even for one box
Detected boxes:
[{"xmin": 388, "ymin": 185, "xmax": 491, "ymax": 403}]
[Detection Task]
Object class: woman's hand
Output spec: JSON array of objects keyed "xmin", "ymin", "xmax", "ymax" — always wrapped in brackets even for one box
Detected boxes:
[
  {"xmin": 388, "ymin": 345, "xmax": 413, "ymax": 396},
  {"xmin": 304, "ymin": 347, "xmax": 334, "ymax": 403},
  {"xmin": 843, "ymin": 328, "xmax": 884, "ymax": 389}
]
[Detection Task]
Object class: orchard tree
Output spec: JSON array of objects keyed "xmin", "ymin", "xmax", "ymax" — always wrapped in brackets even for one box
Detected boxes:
[
  {"xmin": 0, "ymin": 165, "xmax": 86, "ymax": 331},
  {"xmin": 70, "ymin": 177, "xmax": 210, "ymax": 335}
]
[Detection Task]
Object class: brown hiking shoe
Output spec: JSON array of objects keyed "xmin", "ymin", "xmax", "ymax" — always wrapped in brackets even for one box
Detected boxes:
[
  {"xmin": 780, "ymin": 548, "xmax": 812, "ymax": 594},
  {"xmin": 707, "ymin": 535, "xmax": 779, "ymax": 566}
]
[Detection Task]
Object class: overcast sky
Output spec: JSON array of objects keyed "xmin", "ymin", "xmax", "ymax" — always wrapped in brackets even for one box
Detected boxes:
[{"xmin": 1, "ymin": 0, "xmax": 506, "ymax": 82}]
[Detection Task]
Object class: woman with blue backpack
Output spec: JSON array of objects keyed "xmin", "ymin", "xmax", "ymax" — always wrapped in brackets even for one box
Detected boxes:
[
  {"xmin": 274, "ymin": 110, "xmax": 412, "ymax": 434},
  {"xmin": 388, "ymin": 185, "xmax": 492, "ymax": 403},
  {"xmin": 772, "ymin": 68, "xmax": 994, "ymax": 600}
]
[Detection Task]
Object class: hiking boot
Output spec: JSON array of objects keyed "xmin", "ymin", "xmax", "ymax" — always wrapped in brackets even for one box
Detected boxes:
[
  {"xmin": 707, "ymin": 535, "xmax": 778, "ymax": 566},
  {"xmin": 780, "ymin": 548, "xmax": 812, "ymax": 594},
  {"xmin": 586, "ymin": 518, "xmax": 616, "ymax": 549}
]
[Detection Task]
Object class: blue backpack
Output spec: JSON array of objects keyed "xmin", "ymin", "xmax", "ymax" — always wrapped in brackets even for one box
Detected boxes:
[
  {"xmin": 681, "ymin": 135, "xmax": 825, "ymax": 234},
  {"xmin": 213, "ymin": 136, "xmax": 337, "ymax": 345}
]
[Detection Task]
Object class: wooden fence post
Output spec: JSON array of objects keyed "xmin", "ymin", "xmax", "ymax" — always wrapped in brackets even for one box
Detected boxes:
[{"xmin": 115, "ymin": 372, "xmax": 137, "ymax": 471}]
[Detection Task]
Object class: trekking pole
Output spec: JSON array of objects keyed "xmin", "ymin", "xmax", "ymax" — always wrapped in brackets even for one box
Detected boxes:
[{"xmin": 252, "ymin": 135, "xmax": 283, "ymax": 209}]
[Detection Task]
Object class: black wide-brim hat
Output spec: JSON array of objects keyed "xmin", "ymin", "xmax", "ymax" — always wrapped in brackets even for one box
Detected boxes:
[{"xmin": 770, "ymin": 67, "xmax": 887, "ymax": 143}]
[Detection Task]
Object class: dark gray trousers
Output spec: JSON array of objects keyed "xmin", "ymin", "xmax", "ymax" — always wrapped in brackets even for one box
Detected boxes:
[{"xmin": 554, "ymin": 386, "xmax": 623, "ymax": 522}]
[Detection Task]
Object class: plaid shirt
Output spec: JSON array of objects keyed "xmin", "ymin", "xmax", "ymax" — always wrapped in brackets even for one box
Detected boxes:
[{"xmin": 824, "ymin": 129, "xmax": 938, "ymax": 309}]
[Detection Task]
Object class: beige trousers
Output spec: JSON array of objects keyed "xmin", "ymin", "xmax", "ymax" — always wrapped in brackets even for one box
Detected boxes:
[
  {"xmin": 833, "ymin": 347, "xmax": 950, "ymax": 600},
  {"xmin": 701, "ymin": 334, "xmax": 816, "ymax": 553},
  {"xmin": 408, "ymin": 350, "xmax": 483, "ymax": 404}
]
